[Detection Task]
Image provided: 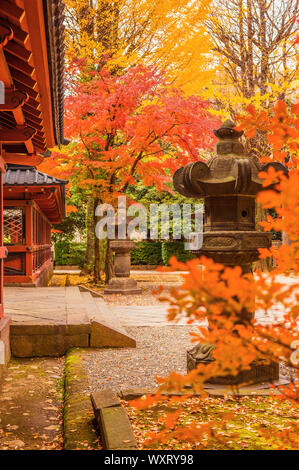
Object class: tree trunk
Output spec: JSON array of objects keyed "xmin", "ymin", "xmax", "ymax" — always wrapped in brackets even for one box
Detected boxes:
[
  {"xmin": 82, "ymin": 196, "xmax": 95, "ymax": 274},
  {"xmin": 93, "ymin": 197, "xmax": 102, "ymax": 284},
  {"xmin": 246, "ymin": 0, "xmax": 254, "ymax": 97},
  {"xmin": 238, "ymin": 0, "xmax": 247, "ymax": 97},
  {"xmin": 258, "ymin": 0, "xmax": 269, "ymax": 97},
  {"xmin": 105, "ymin": 239, "xmax": 114, "ymax": 283}
]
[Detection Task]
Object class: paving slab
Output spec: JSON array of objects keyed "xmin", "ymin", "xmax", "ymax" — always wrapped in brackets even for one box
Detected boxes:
[{"xmin": 5, "ymin": 287, "xmax": 68, "ymax": 325}]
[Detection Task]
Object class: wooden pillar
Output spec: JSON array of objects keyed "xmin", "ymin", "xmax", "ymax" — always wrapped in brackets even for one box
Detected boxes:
[
  {"xmin": 0, "ymin": 146, "xmax": 6, "ymax": 318},
  {"xmin": 25, "ymin": 203, "xmax": 33, "ymax": 278}
]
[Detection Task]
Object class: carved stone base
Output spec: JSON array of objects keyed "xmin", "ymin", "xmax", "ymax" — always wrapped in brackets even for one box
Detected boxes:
[
  {"xmin": 191, "ymin": 230, "xmax": 271, "ymax": 266},
  {"xmin": 187, "ymin": 343, "xmax": 279, "ymax": 385},
  {"xmin": 104, "ymin": 277, "xmax": 142, "ymax": 295}
]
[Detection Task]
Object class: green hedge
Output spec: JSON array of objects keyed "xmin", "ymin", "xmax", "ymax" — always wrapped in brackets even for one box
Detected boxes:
[
  {"xmin": 131, "ymin": 241, "xmax": 163, "ymax": 265},
  {"xmin": 131, "ymin": 240, "xmax": 195, "ymax": 266},
  {"xmin": 54, "ymin": 240, "xmax": 196, "ymax": 268},
  {"xmin": 161, "ymin": 241, "xmax": 195, "ymax": 265},
  {"xmin": 54, "ymin": 241, "xmax": 86, "ymax": 267}
]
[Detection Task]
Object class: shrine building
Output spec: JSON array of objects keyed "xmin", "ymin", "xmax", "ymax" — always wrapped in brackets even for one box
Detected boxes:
[{"xmin": 0, "ymin": 0, "xmax": 66, "ymax": 375}]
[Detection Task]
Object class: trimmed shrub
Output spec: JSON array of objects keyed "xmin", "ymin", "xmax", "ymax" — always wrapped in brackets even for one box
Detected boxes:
[
  {"xmin": 131, "ymin": 240, "xmax": 196, "ymax": 266},
  {"xmin": 54, "ymin": 241, "xmax": 86, "ymax": 267},
  {"xmin": 161, "ymin": 241, "xmax": 195, "ymax": 265},
  {"xmin": 131, "ymin": 241, "xmax": 163, "ymax": 265}
]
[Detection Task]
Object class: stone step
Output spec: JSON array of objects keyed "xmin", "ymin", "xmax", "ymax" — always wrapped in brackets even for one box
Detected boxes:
[
  {"xmin": 8, "ymin": 287, "xmax": 135, "ymax": 357},
  {"xmin": 81, "ymin": 292, "xmax": 136, "ymax": 348}
]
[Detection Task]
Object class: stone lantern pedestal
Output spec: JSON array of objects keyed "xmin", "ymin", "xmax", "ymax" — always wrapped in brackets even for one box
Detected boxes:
[
  {"xmin": 173, "ymin": 119, "xmax": 287, "ymax": 385},
  {"xmin": 104, "ymin": 240, "xmax": 141, "ymax": 295}
]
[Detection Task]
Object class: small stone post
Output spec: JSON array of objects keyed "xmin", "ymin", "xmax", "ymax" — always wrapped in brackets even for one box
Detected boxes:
[{"xmin": 104, "ymin": 239, "xmax": 141, "ymax": 295}]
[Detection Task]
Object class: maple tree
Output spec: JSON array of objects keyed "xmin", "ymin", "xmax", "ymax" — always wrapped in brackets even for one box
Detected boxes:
[
  {"xmin": 130, "ymin": 98, "xmax": 299, "ymax": 449},
  {"xmin": 41, "ymin": 61, "xmax": 219, "ymax": 281}
]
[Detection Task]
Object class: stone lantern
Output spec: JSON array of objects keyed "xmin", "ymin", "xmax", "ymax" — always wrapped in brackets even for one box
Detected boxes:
[
  {"xmin": 173, "ymin": 119, "xmax": 287, "ymax": 384},
  {"xmin": 104, "ymin": 223, "xmax": 142, "ymax": 295}
]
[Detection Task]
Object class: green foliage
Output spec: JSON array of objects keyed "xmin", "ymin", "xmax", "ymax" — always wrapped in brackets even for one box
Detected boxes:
[
  {"xmin": 131, "ymin": 241, "xmax": 163, "ymax": 265},
  {"xmin": 127, "ymin": 183, "xmax": 200, "ymax": 206},
  {"xmin": 52, "ymin": 211, "xmax": 86, "ymax": 244},
  {"xmin": 51, "ymin": 186, "xmax": 87, "ymax": 244},
  {"xmin": 131, "ymin": 240, "xmax": 196, "ymax": 266},
  {"xmin": 54, "ymin": 241, "xmax": 86, "ymax": 267},
  {"xmin": 161, "ymin": 241, "xmax": 195, "ymax": 265},
  {"xmin": 268, "ymin": 209, "xmax": 282, "ymax": 241}
]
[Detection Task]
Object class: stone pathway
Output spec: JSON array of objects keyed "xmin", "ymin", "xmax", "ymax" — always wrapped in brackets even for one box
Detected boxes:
[
  {"xmin": 110, "ymin": 304, "xmax": 190, "ymax": 326},
  {"xmin": 107, "ymin": 273, "xmax": 298, "ymax": 327},
  {"xmin": 4, "ymin": 287, "xmax": 84, "ymax": 324},
  {"xmin": 0, "ymin": 357, "xmax": 64, "ymax": 450},
  {"xmin": 4, "ymin": 276, "xmax": 297, "ymax": 329},
  {"xmin": 108, "ymin": 302, "xmax": 293, "ymax": 327},
  {"xmin": 54, "ymin": 269, "xmax": 81, "ymax": 275}
]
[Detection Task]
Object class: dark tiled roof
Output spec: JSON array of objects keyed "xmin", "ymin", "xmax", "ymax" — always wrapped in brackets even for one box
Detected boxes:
[
  {"xmin": 3, "ymin": 164, "xmax": 68, "ymax": 186},
  {"xmin": 43, "ymin": 0, "xmax": 66, "ymax": 146}
]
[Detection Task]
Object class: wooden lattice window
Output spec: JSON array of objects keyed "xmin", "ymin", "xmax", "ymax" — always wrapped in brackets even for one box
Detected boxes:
[{"xmin": 3, "ymin": 208, "xmax": 25, "ymax": 245}]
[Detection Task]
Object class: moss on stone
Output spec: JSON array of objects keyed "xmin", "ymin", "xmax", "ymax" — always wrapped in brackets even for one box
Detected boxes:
[{"xmin": 63, "ymin": 348, "xmax": 100, "ymax": 450}]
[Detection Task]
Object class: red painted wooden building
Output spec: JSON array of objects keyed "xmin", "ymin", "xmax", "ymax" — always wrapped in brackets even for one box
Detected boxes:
[
  {"xmin": 3, "ymin": 164, "xmax": 67, "ymax": 286},
  {"xmin": 0, "ymin": 0, "xmax": 66, "ymax": 372}
]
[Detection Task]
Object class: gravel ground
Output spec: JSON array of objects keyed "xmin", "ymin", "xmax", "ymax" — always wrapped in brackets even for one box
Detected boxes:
[
  {"xmin": 104, "ymin": 291, "xmax": 166, "ymax": 306},
  {"xmin": 82, "ymin": 326, "xmax": 194, "ymax": 393},
  {"xmin": 82, "ymin": 326, "xmax": 297, "ymax": 394}
]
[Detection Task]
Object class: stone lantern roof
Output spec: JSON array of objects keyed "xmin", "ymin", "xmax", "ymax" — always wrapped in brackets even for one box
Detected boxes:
[{"xmin": 173, "ymin": 120, "xmax": 287, "ymax": 198}]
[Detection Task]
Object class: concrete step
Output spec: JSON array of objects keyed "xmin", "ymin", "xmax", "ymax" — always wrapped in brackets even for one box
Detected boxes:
[{"xmin": 81, "ymin": 292, "xmax": 136, "ymax": 348}]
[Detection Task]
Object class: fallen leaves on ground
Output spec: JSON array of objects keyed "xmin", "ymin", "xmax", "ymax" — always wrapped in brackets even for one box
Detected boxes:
[{"xmin": 124, "ymin": 395, "xmax": 299, "ymax": 450}]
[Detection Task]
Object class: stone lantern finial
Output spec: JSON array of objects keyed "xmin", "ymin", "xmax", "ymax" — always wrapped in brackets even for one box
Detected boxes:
[
  {"xmin": 213, "ymin": 119, "xmax": 243, "ymax": 140},
  {"xmin": 213, "ymin": 119, "xmax": 244, "ymax": 155}
]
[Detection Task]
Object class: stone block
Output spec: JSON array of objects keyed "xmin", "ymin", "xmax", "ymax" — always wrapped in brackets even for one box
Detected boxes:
[
  {"xmin": 91, "ymin": 388, "xmax": 137, "ymax": 449},
  {"xmin": 119, "ymin": 388, "xmax": 155, "ymax": 400},
  {"xmin": 64, "ymin": 334, "xmax": 90, "ymax": 350},
  {"xmin": 82, "ymin": 292, "xmax": 136, "ymax": 348},
  {"xmin": 78, "ymin": 285, "xmax": 103, "ymax": 298},
  {"xmin": 65, "ymin": 321, "xmax": 91, "ymax": 334},
  {"xmin": 100, "ymin": 407, "xmax": 137, "ymax": 450},
  {"xmin": 33, "ymin": 262, "xmax": 53, "ymax": 287},
  {"xmin": 11, "ymin": 323, "xmax": 66, "ymax": 336},
  {"xmin": 187, "ymin": 345, "xmax": 279, "ymax": 385},
  {"xmin": 11, "ymin": 330, "xmax": 90, "ymax": 357},
  {"xmin": 11, "ymin": 332, "xmax": 66, "ymax": 357},
  {"xmin": 90, "ymin": 321, "xmax": 136, "ymax": 348},
  {"xmin": 104, "ymin": 277, "xmax": 141, "ymax": 295},
  {"xmin": 91, "ymin": 389, "xmax": 120, "ymax": 412}
]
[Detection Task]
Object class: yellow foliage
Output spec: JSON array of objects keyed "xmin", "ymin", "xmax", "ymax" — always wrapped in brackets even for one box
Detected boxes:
[{"xmin": 64, "ymin": 0, "xmax": 215, "ymax": 94}]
